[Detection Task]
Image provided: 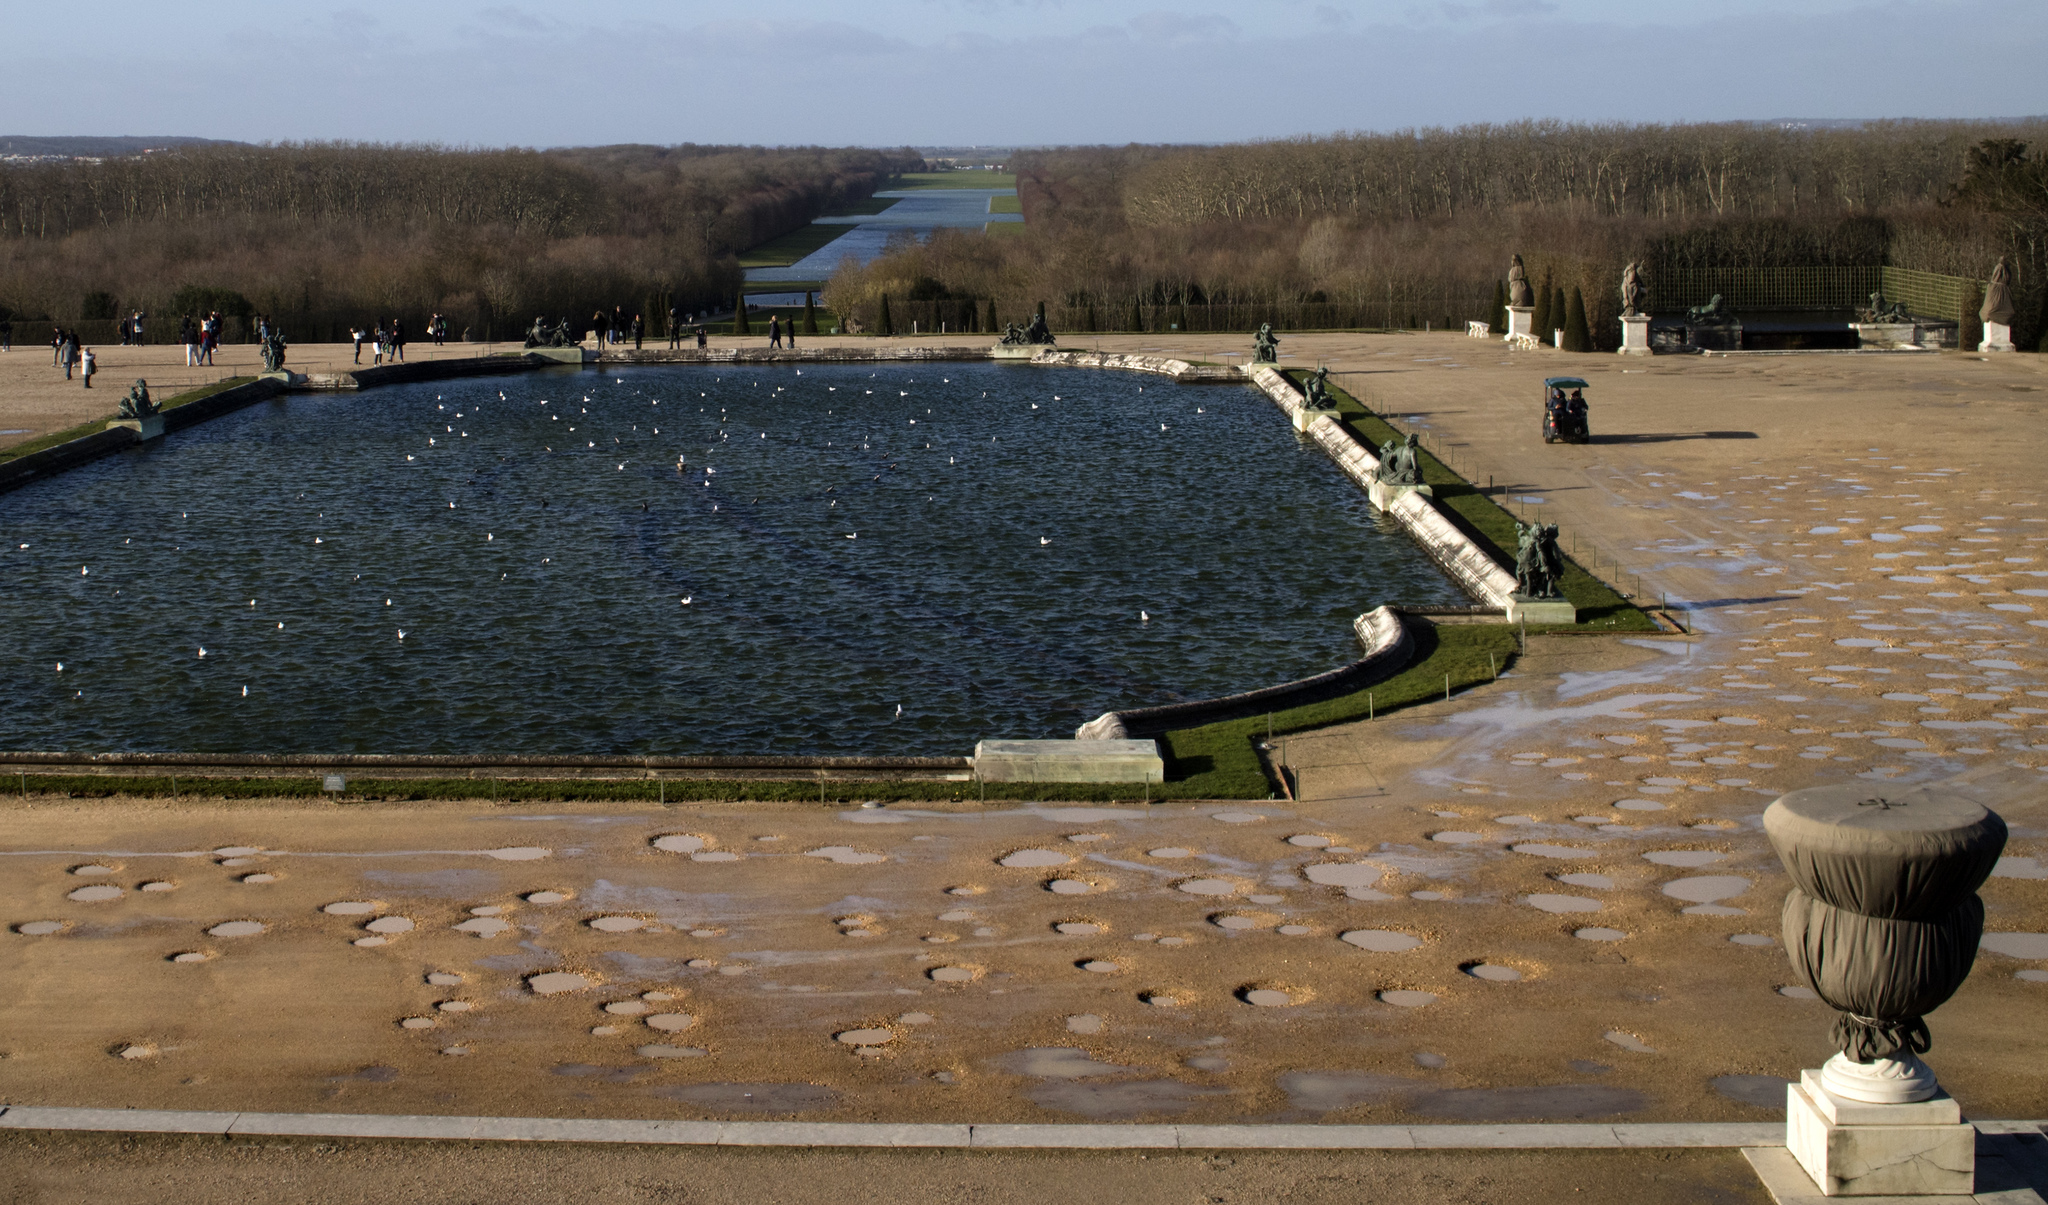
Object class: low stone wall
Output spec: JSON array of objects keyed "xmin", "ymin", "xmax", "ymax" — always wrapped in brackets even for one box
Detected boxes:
[
  {"xmin": 1075, "ymin": 605, "xmax": 1414, "ymax": 740},
  {"xmin": 1028, "ymin": 350, "xmax": 1243, "ymax": 384},
  {"xmin": 1242, "ymin": 366, "xmax": 1517, "ymax": 608},
  {"xmin": 602, "ymin": 347, "xmax": 993, "ymax": 366}
]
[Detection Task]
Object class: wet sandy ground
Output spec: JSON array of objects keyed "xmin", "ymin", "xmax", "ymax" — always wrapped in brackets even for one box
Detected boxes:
[
  {"xmin": 0, "ymin": 1130, "xmax": 1771, "ymax": 1205},
  {"xmin": 1, "ymin": 337, "xmax": 2044, "ymax": 1127}
]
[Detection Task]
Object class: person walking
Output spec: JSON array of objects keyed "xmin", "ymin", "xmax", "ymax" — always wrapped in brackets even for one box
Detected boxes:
[
  {"xmin": 200, "ymin": 313, "xmax": 217, "ymax": 366},
  {"xmin": 696, "ymin": 324, "xmax": 707, "ymax": 349},
  {"xmin": 0, "ymin": 315, "xmax": 13, "ymax": 351},
  {"xmin": 768, "ymin": 313, "xmax": 782, "ymax": 349},
  {"xmin": 667, "ymin": 305, "xmax": 681, "ymax": 349},
  {"xmin": 130, "ymin": 310, "xmax": 145, "ymax": 347},
  {"xmin": 632, "ymin": 313, "xmax": 644, "ymax": 351},
  {"xmin": 60, "ymin": 332, "xmax": 76, "ymax": 379},
  {"xmin": 350, "ymin": 325, "xmax": 365, "ymax": 364},
  {"xmin": 391, "ymin": 318, "xmax": 406, "ymax": 362},
  {"xmin": 181, "ymin": 315, "xmax": 197, "ymax": 366},
  {"xmin": 80, "ymin": 346, "xmax": 95, "ymax": 388},
  {"xmin": 612, "ymin": 305, "xmax": 626, "ymax": 348},
  {"xmin": 590, "ymin": 309, "xmax": 609, "ymax": 348}
]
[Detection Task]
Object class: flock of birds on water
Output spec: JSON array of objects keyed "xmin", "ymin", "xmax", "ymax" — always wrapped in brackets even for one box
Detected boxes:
[{"xmin": 19, "ymin": 368, "xmax": 1256, "ymax": 715}]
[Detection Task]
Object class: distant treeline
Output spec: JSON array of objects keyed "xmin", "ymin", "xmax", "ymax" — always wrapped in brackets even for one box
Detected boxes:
[
  {"xmin": 0, "ymin": 141, "xmax": 922, "ymax": 338},
  {"xmin": 824, "ymin": 120, "xmax": 2048, "ymax": 351}
]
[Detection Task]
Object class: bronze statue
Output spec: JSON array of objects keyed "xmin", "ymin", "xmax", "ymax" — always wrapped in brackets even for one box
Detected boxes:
[
  {"xmin": 116, "ymin": 379, "xmax": 156, "ymax": 420},
  {"xmin": 1687, "ymin": 294, "xmax": 1733, "ymax": 322},
  {"xmin": 1620, "ymin": 262, "xmax": 1649, "ymax": 317},
  {"xmin": 999, "ymin": 314, "xmax": 1054, "ymax": 345},
  {"xmin": 260, "ymin": 327, "xmax": 287, "ymax": 372},
  {"xmin": 552, "ymin": 317, "xmax": 573, "ymax": 346},
  {"xmin": 1253, "ymin": 322, "xmax": 1279, "ymax": 363},
  {"xmin": 524, "ymin": 316, "xmax": 550, "ymax": 348},
  {"xmin": 1301, "ymin": 366, "xmax": 1332, "ymax": 409},
  {"xmin": 1375, "ymin": 432, "xmax": 1421, "ymax": 486},
  {"xmin": 1514, "ymin": 521, "xmax": 1564, "ymax": 599},
  {"xmin": 1508, "ymin": 254, "xmax": 1533, "ymax": 308},
  {"xmin": 998, "ymin": 321, "xmax": 1027, "ymax": 345},
  {"xmin": 1858, "ymin": 292, "xmax": 1909, "ymax": 323},
  {"xmin": 1981, "ymin": 256, "xmax": 2016, "ymax": 326}
]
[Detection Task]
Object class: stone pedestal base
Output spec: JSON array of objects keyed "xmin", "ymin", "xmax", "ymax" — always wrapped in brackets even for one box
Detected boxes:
[
  {"xmin": 526, "ymin": 346, "xmax": 594, "ymax": 365},
  {"xmin": 1367, "ymin": 479, "xmax": 1433, "ymax": 513},
  {"xmin": 1852, "ymin": 323, "xmax": 1922, "ymax": 350},
  {"xmin": 974, "ymin": 739, "xmax": 1163, "ymax": 784},
  {"xmin": 1292, "ymin": 406, "xmax": 1339, "ymax": 433},
  {"xmin": 1618, "ymin": 315, "xmax": 1652, "ymax": 356},
  {"xmin": 1503, "ymin": 305, "xmax": 1533, "ymax": 340},
  {"xmin": 1980, "ymin": 322, "xmax": 2015, "ymax": 353},
  {"xmin": 257, "ymin": 370, "xmax": 303, "ymax": 385},
  {"xmin": 1786, "ymin": 1072, "xmax": 1973, "ymax": 1197},
  {"xmin": 989, "ymin": 344, "xmax": 1039, "ymax": 360},
  {"xmin": 1505, "ymin": 594, "xmax": 1576, "ymax": 625},
  {"xmin": 106, "ymin": 415, "xmax": 165, "ymax": 441}
]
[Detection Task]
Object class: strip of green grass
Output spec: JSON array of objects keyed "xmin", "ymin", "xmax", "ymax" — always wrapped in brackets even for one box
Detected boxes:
[
  {"xmin": 1159, "ymin": 622, "xmax": 1521, "ymax": 797},
  {"xmin": 986, "ymin": 222, "xmax": 1027, "ymax": 236},
  {"xmin": 0, "ymin": 376, "xmax": 257, "ymax": 465},
  {"xmin": 827, "ymin": 197, "xmax": 901, "ymax": 217},
  {"xmin": 988, "ymin": 195, "xmax": 1022, "ymax": 215},
  {"xmin": 1288, "ymin": 371, "xmax": 1654, "ymax": 631},
  {"xmin": 889, "ymin": 171, "xmax": 1016, "ymax": 190},
  {"xmin": 737, "ymin": 225, "xmax": 859, "ymax": 269}
]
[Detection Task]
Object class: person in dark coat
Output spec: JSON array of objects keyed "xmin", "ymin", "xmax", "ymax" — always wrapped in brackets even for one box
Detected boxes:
[{"xmin": 632, "ymin": 314, "xmax": 644, "ymax": 351}]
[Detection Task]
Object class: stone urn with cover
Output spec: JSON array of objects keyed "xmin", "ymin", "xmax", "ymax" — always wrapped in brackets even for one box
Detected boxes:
[{"xmin": 1762, "ymin": 784, "xmax": 2007, "ymax": 1197}]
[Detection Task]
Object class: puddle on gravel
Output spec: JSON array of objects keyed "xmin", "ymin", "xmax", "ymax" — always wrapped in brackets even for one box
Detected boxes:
[
  {"xmin": 652, "ymin": 1083, "xmax": 842, "ymax": 1112},
  {"xmin": 1341, "ymin": 930, "xmax": 1423, "ymax": 952},
  {"xmin": 1713, "ymin": 1074, "xmax": 1793, "ymax": 1108},
  {"xmin": 1023, "ymin": 1080, "xmax": 1230, "ymax": 1119},
  {"xmin": 999, "ymin": 1047, "xmax": 1130, "ymax": 1078},
  {"xmin": 551, "ymin": 1063, "xmax": 651, "ymax": 1082}
]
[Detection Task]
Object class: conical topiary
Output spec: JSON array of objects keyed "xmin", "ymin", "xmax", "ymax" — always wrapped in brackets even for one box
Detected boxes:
[
  {"xmin": 733, "ymin": 291, "xmax": 751, "ymax": 336},
  {"xmin": 878, "ymin": 294, "xmax": 894, "ymax": 337},
  {"xmin": 1128, "ymin": 299, "xmax": 1143, "ymax": 332},
  {"xmin": 986, "ymin": 299, "xmax": 998, "ymax": 332},
  {"xmin": 1492, "ymin": 279, "xmax": 1508, "ymax": 333},
  {"xmin": 1550, "ymin": 286, "xmax": 1568, "ymax": 343},
  {"xmin": 1531, "ymin": 274, "xmax": 1552, "ymax": 336},
  {"xmin": 1564, "ymin": 285, "xmax": 1592, "ymax": 352},
  {"xmin": 802, "ymin": 291, "xmax": 819, "ymax": 335}
]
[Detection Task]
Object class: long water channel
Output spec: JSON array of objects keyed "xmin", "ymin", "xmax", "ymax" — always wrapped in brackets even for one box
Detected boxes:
[{"xmin": 1, "ymin": 363, "xmax": 1464, "ymax": 755}]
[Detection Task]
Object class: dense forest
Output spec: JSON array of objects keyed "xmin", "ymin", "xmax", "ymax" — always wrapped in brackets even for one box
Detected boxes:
[
  {"xmin": 0, "ymin": 141, "xmax": 921, "ymax": 340},
  {"xmin": 825, "ymin": 120, "xmax": 2048, "ymax": 351}
]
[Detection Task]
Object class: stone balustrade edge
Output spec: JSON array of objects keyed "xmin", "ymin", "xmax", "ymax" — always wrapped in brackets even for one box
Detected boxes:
[{"xmin": 0, "ymin": 1104, "xmax": 1831, "ymax": 1150}]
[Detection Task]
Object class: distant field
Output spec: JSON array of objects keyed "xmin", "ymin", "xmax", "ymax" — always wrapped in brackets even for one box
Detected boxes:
[
  {"xmin": 889, "ymin": 170, "xmax": 1016, "ymax": 190},
  {"xmin": 986, "ymin": 221, "xmax": 1027, "ymax": 236},
  {"xmin": 736, "ymin": 198, "xmax": 899, "ymax": 267},
  {"xmin": 988, "ymin": 195, "xmax": 1022, "ymax": 214},
  {"xmin": 827, "ymin": 197, "xmax": 901, "ymax": 216},
  {"xmin": 737, "ymin": 225, "xmax": 857, "ymax": 268}
]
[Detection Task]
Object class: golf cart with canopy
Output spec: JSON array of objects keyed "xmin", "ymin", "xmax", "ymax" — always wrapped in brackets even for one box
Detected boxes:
[{"xmin": 1542, "ymin": 376, "xmax": 1590, "ymax": 444}]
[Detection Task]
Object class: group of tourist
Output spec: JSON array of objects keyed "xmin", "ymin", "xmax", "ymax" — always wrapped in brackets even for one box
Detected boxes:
[
  {"xmin": 116, "ymin": 310, "xmax": 147, "ymax": 346},
  {"xmin": 425, "ymin": 312, "xmax": 452, "ymax": 344},
  {"xmin": 348, "ymin": 319, "xmax": 409, "ymax": 365},
  {"xmin": 47, "ymin": 326, "xmax": 90, "ymax": 384},
  {"xmin": 766, "ymin": 313, "xmax": 797, "ymax": 350},
  {"xmin": 590, "ymin": 306, "xmax": 648, "ymax": 350},
  {"xmin": 179, "ymin": 313, "xmax": 226, "ymax": 366}
]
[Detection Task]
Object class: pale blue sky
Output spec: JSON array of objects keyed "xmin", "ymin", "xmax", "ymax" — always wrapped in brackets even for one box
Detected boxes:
[{"xmin": 6, "ymin": 0, "xmax": 2042, "ymax": 145}]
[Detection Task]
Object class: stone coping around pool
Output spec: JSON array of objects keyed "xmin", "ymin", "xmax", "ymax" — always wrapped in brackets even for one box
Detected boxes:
[
  {"xmin": 1244, "ymin": 365, "xmax": 1519, "ymax": 611},
  {"xmin": 0, "ymin": 751, "xmax": 971, "ymax": 773},
  {"xmin": 1076, "ymin": 605, "xmax": 1413, "ymax": 740},
  {"xmin": 0, "ymin": 1104, "xmax": 1831, "ymax": 1150},
  {"xmin": 599, "ymin": 346, "xmax": 996, "ymax": 365}
]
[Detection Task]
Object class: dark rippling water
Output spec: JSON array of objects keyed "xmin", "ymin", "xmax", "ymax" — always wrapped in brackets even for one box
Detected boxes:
[{"xmin": 0, "ymin": 362, "xmax": 1464, "ymax": 755}]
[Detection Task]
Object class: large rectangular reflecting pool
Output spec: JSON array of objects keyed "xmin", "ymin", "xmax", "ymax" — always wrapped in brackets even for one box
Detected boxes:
[{"xmin": 0, "ymin": 363, "xmax": 1464, "ymax": 754}]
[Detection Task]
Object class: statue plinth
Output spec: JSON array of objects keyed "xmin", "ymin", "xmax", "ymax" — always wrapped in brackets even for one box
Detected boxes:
[
  {"xmin": 1980, "ymin": 321, "xmax": 2015, "ymax": 353},
  {"xmin": 1850, "ymin": 322, "xmax": 1922, "ymax": 350},
  {"xmin": 1292, "ymin": 406, "xmax": 1339, "ymax": 433},
  {"xmin": 526, "ymin": 346, "xmax": 594, "ymax": 365},
  {"xmin": 107, "ymin": 415, "xmax": 165, "ymax": 441},
  {"xmin": 1366, "ymin": 479, "xmax": 1432, "ymax": 513},
  {"xmin": 1783, "ymin": 1070, "xmax": 1973, "ymax": 1197},
  {"xmin": 1502, "ymin": 306, "xmax": 1534, "ymax": 340},
  {"xmin": 257, "ymin": 370, "xmax": 303, "ymax": 385},
  {"xmin": 989, "ymin": 344, "xmax": 1038, "ymax": 360},
  {"xmin": 1504, "ymin": 593, "xmax": 1574, "ymax": 625},
  {"xmin": 1617, "ymin": 315, "xmax": 1651, "ymax": 356}
]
